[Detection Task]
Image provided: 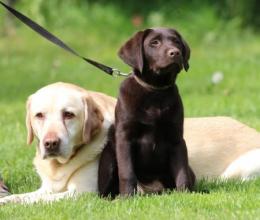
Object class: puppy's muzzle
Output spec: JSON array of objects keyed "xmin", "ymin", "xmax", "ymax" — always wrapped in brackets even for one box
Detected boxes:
[
  {"xmin": 43, "ymin": 134, "xmax": 61, "ymax": 158},
  {"xmin": 167, "ymin": 48, "xmax": 182, "ymax": 70},
  {"xmin": 167, "ymin": 48, "xmax": 180, "ymax": 58}
]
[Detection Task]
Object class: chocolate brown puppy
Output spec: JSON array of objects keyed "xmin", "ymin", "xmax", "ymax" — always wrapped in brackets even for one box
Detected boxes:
[{"xmin": 98, "ymin": 28, "xmax": 195, "ymax": 197}]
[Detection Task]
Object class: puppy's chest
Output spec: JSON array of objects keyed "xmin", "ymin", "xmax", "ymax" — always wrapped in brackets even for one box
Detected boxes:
[
  {"xmin": 134, "ymin": 96, "xmax": 181, "ymax": 152},
  {"xmin": 134, "ymin": 131, "xmax": 171, "ymax": 172},
  {"xmin": 134, "ymin": 100, "xmax": 177, "ymax": 152},
  {"xmin": 139, "ymin": 98, "xmax": 175, "ymax": 123},
  {"xmin": 144, "ymin": 105, "xmax": 169, "ymax": 118}
]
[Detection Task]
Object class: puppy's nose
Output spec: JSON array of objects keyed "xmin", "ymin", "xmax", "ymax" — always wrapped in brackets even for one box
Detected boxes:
[
  {"xmin": 168, "ymin": 48, "xmax": 180, "ymax": 58},
  {"xmin": 43, "ymin": 136, "xmax": 60, "ymax": 152}
]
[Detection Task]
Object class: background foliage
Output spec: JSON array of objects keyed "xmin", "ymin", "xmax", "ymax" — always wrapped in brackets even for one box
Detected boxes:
[{"xmin": 4, "ymin": 0, "xmax": 260, "ymax": 28}]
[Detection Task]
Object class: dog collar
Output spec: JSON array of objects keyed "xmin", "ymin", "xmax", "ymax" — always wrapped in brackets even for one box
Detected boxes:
[{"xmin": 133, "ymin": 75, "xmax": 173, "ymax": 91}]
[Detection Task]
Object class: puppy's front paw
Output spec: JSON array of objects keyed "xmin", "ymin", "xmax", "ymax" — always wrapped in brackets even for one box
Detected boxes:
[
  {"xmin": 119, "ymin": 182, "xmax": 137, "ymax": 197},
  {"xmin": 175, "ymin": 168, "xmax": 195, "ymax": 192}
]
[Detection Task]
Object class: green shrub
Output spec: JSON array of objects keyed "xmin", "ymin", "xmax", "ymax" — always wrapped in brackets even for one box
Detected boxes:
[{"xmin": 1, "ymin": 0, "xmax": 259, "ymax": 29}]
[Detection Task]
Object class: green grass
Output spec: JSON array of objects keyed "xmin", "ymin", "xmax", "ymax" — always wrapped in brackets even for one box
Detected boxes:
[
  {"xmin": 0, "ymin": 2, "xmax": 260, "ymax": 219},
  {"xmin": 0, "ymin": 179, "xmax": 259, "ymax": 220}
]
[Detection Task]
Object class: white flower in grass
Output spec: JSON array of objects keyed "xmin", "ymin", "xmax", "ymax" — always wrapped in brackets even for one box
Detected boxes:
[{"xmin": 211, "ymin": 71, "xmax": 224, "ymax": 84}]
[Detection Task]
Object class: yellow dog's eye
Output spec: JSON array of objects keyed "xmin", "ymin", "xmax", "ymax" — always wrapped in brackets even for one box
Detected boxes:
[
  {"xmin": 35, "ymin": 112, "xmax": 44, "ymax": 119},
  {"xmin": 63, "ymin": 111, "xmax": 75, "ymax": 119}
]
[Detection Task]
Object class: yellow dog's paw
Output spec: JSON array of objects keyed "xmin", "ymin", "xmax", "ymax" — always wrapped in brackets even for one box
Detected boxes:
[{"xmin": 0, "ymin": 195, "xmax": 22, "ymax": 206}]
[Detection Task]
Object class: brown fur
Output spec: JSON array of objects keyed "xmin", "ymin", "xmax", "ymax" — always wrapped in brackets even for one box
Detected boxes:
[{"xmin": 98, "ymin": 28, "xmax": 195, "ymax": 197}]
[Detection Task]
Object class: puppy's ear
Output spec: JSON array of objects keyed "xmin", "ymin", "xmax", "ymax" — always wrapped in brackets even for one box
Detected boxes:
[
  {"xmin": 181, "ymin": 37, "xmax": 190, "ymax": 72},
  {"xmin": 118, "ymin": 29, "xmax": 151, "ymax": 72},
  {"xmin": 174, "ymin": 29, "xmax": 190, "ymax": 72},
  {"xmin": 82, "ymin": 96, "xmax": 104, "ymax": 143},
  {"xmin": 26, "ymin": 96, "xmax": 34, "ymax": 145}
]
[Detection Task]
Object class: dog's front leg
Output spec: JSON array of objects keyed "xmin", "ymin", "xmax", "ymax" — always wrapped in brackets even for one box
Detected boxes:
[
  {"xmin": 116, "ymin": 124, "xmax": 137, "ymax": 196},
  {"xmin": 0, "ymin": 189, "xmax": 44, "ymax": 205},
  {"xmin": 170, "ymin": 140, "xmax": 195, "ymax": 191},
  {"xmin": 0, "ymin": 189, "xmax": 76, "ymax": 205}
]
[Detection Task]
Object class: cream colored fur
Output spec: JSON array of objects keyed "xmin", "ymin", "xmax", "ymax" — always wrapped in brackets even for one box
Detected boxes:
[
  {"xmin": 0, "ymin": 82, "xmax": 116, "ymax": 205},
  {"xmin": 185, "ymin": 117, "xmax": 260, "ymax": 180}
]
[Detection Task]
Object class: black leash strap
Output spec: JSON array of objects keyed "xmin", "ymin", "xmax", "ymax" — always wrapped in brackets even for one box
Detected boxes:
[{"xmin": 0, "ymin": 1, "xmax": 129, "ymax": 77}]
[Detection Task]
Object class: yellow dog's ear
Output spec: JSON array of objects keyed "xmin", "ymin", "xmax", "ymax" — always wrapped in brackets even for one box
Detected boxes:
[
  {"xmin": 26, "ymin": 96, "xmax": 34, "ymax": 145},
  {"xmin": 82, "ymin": 95, "xmax": 104, "ymax": 143}
]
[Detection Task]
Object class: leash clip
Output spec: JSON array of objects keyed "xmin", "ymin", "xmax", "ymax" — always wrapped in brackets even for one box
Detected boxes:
[
  {"xmin": 112, "ymin": 68, "xmax": 130, "ymax": 77},
  {"xmin": 112, "ymin": 68, "xmax": 121, "ymax": 77}
]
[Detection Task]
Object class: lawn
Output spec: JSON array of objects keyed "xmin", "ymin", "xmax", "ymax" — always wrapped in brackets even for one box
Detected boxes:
[{"xmin": 0, "ymin": 2, "xmax": 260, "ymax": 220}]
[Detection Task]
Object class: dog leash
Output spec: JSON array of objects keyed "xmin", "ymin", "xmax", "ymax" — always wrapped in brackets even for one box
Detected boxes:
[{"xmin": 0, "ymin": 1, "xmax": 130, "ymax": 77}]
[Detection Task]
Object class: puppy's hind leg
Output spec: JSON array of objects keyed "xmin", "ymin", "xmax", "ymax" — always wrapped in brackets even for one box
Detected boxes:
[
  {"xmin": 98, "ymin": 125, "xmax": 119, "ymax": 198},
  {"xmin": 221, "ymin": 149, "xmax": 260, "ymax": 180}
]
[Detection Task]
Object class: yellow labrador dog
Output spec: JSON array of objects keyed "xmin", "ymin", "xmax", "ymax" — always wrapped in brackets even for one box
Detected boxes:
[
  {"xmin": 0, "ymin": 82, "xmax": 116, "ymax": 204},
  {"xmin": 185, "ymin": 117, "xmax": 260, "ymax": 180},
  {"xmin": 1, "ymin": 83, "xmax": 259, "ymax": 204}
]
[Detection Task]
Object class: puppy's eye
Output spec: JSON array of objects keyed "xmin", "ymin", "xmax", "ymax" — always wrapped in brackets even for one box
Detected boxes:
[
  {"xmin": 63, "ymin": 111, "xmax": 75, "ymax": 120},
  {"xmin": 35, "ymin": 112, "xmax": 44, "ymax": 119},
  {"xmin": 150, "ymin": 40, "xmax": 160, "ymax": 46}
]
